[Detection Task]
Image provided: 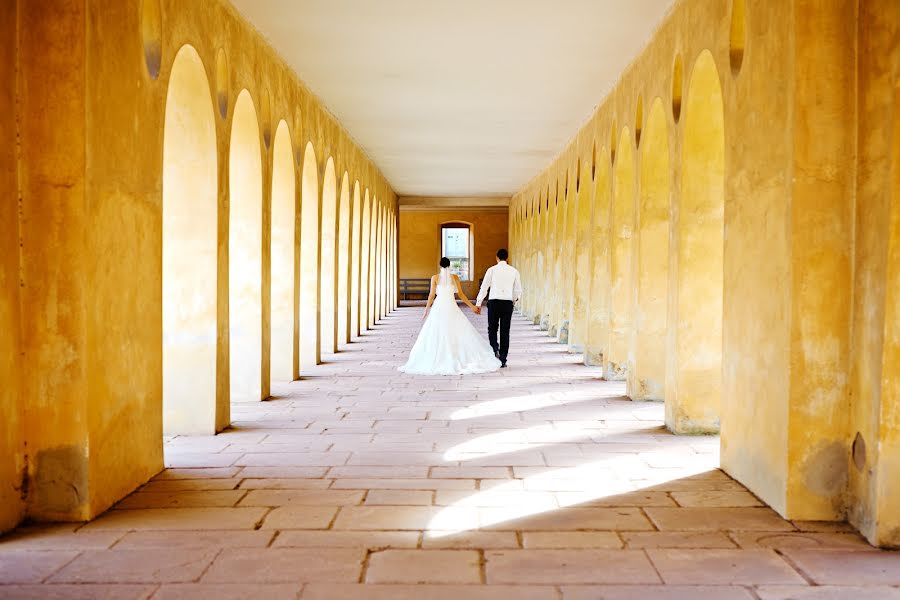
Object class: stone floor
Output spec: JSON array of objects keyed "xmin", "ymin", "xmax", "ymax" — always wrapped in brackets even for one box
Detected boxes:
[{"xmin": 1, "ymin": 306, "xmax": 898, "ymax": 599}]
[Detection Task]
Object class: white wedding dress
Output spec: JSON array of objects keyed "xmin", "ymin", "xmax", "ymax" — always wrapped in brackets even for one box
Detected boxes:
[{"xmin": 398, "ymin": 268, "xmax": 502, "ymax": 375}]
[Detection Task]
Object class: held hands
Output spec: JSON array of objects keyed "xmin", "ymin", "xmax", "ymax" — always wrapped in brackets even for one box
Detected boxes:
[{"xmin": 472, "ymin": 305, "xmax": 482, "ymax": 315}]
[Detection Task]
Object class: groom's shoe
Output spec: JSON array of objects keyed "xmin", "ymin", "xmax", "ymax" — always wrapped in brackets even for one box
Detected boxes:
[{"xmin": 500, "ymin": 360, "xmax": 507, "ymax": 368}]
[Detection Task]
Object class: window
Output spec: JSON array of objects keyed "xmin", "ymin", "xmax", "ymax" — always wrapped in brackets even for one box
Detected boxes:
[{"xmin": 441, "ymin": 224, "xmax": 471, "ymax": 281}]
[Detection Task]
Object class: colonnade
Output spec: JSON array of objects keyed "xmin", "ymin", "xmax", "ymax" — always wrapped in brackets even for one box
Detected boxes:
[
  {"xmin": 511, "ymin": 0, "xmax": 900, "ymax": 548},
  {"xmin": 163, "ymin": 45, "xmax": 398, "ymax": 436}
]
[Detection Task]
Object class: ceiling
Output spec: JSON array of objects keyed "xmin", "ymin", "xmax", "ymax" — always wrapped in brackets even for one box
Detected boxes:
[{"xmin": 230, "ymin": 0, "xmax": 675, "ymax": 197}]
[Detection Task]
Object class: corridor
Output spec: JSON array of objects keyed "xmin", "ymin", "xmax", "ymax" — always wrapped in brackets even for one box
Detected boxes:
[{"xmin": 1, "ymin": 307, "xmax": 895, "ymax": 599}]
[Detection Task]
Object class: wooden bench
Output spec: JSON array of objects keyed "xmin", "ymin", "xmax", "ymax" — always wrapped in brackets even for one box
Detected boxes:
[{"xmin": 399, "ymin": 278, "xmax": 432, "ymax": 300}]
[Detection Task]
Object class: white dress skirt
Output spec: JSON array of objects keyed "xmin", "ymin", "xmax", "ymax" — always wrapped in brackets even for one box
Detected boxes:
[{"xmin": 398, "ymin": 269, "xmax": 502, "ymax": 376}]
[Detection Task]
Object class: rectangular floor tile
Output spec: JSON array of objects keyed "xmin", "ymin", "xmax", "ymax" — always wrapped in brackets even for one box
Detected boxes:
[
  {"xmin": 485, "ymin": 549, "xmax": 660, "ymax": 584},
  {"xmin": 81, "ymin": 508, "xmax": 267, "ymax": 531},
  {"xmin": 202, "ymin": 548, "xmax": 364, "ymax": 583},
  {"xmin": 48, "ymin": 549, "xmax": 217, "ymax": 584},
  {"xmin": 781, "ymin": 549, "xmax": 900, "ymax": 585},
  {"xmin": 644, "ymin": 507, "xmax": 795, "ymax": 531},
  {"xmin": 647, "ymin": 549, "xmax": 805, "ymax": 584},
  {"xmin": 366, "ymin": 550, "xmax": 480, "ymax": 583},
  {"xmin": 0, "ymin": 551, "xmax": 80, "ymax": 584},
  {"xmin": 300, "ymin": 584, "xmax": 558, "ymax": 600}
]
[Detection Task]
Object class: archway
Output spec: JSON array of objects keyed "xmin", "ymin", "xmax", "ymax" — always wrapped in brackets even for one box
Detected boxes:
[
  {"xmin": 666, "ymin": 50, "xmax": 724, "ymax": 433},
  {"xmin": 359, "ymin": 191, "xmax": 371, "ymax": 332},
  {"xmin": 368, "ymin": 198, "xmax": 379, "ymax": 328},
  {"xmin": 350, "ymin": 182, "xmax": 362, "ymax": 338},
  {"xmin": 228, "ymin": 89, "xmax": 263, "ymax": 403},
  {"xmin": 320, "ymin": 158, "xmax": 338, "ymax": 355},
  {"xmin": 372, "ymin": 203, "xmax": 382, "ymax": 322},
  {"xmin": 162, "ymin": 45, "xmax": 218, "ymax": 434},
  {"xmin": 337, "ymin": 172, "xmax": 351, "ymax": 345},
  {"xmin": 607, "ymin": 127, "xmax": 635, "ymax": 380},
  {"xmin": 300, "ymin": 143, "xmax": 321, "ymax": 368},
  {"xmin": 542, "ymin": 186, "xmax": 557, "ymax": 332},
  {"xmin": 629, "ymin": 99, "xmax": 670, "ymax": 401},
  {"xmin": 270, "ymin": 121, "xmax": 297, "ymax": 382},
  {"xmin": 585, "ymin": 147, "xmax": 611, "ymax": 367},
  {"xmin": 561, "ymin": 168, "xmax": 578, "ymax": 344},
  {"xmin": 571, "ymin": 157, "xmax": 592, "ymax": 352}
]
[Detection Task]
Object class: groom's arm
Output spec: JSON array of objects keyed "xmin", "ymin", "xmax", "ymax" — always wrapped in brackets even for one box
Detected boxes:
[
  {"xmin": 513, "ymin": 269, "xmax": 522, "ymax": 304},
  {"xmin": 475, "ymin": 267, "xmax": 493, "ymax": 307}
]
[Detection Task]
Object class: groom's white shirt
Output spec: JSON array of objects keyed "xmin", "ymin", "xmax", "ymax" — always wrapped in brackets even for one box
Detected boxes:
[{"xmin": 476, "ymin": 261, "xmax": 522, "ymax": 307}]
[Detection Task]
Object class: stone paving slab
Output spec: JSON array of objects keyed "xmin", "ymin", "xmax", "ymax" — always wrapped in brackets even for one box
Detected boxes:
[{"xmin": 1, "ymin": 308, "xmax": 892, "ymax": 596}]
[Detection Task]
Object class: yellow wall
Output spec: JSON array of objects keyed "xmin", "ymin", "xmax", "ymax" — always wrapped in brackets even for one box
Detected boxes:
[
  {"xmin": 510, "ymin": 0, "xmax": 899, "ymax": 547},
  {"xmin": 0, "ymin": 1, "xmax": 24, "ymax": 532},
  {"xmin": 849, "ymin": 0, "xmax": 900, "ymax": 548},
  {"xmin": 4, "ymin": 0, "xmax": 396, "ymax": 527},
  {"xmin": 399, "ymin": 208, "xmax": 509, "ymax": 298}
]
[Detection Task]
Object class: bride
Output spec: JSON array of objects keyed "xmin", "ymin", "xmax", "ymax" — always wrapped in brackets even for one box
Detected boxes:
[{"xmin": 398, "ymin": 257, "xmax": 502, "ymax": 375}]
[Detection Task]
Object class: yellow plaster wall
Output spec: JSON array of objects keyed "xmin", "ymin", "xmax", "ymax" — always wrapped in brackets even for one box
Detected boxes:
[
  {"xmin": 399, "ymin": 207, "xmax": 509, "ymax": 299},
  {"xmin": 5, "ymin": 0, "xmax": 396, "ymax": 525},
  {"xmin": 510, "ymin": 0, "xmax": 881, "ymax": 537},
  {"xmin": 849, "ymin": 0, "xmax": 900, "ymax": 548},
  {"xmin": 0, "ymin": 0, "xmax": 24, "ymax": 533}
]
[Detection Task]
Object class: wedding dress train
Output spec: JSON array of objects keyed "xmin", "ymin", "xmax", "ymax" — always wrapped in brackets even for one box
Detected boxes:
[{"xmin": 398, "ymin": 268, "xmax": 501, "ymax": 375}]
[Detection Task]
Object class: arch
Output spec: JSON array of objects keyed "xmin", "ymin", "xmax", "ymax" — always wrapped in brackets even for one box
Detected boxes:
[
  {"xmin": 141, "ymin": 0, "xmax": 162, "ymax": 79},
  {"xmin": 606, "ymin": 127, "xmax": 635, "ymax": 380},
  {"xmin": 162, "ymin": 45, "xmax": 218, "ymax": 434},
  {"xmin": 730, "ymin": 0, "xmax": 746, "ymax": 74},
  {"xmin": 666, "ymin": 50, "xmax": 725, "ymax": 433},
  {"xmin": 337, "ymin": 172, "xmax": 352, "ymax": 345},
  {"xmin": 215, "ymin": 48, "xmax": 228, "ymax": 119},
  {"xmin": 300, "ymin": 142, "xmax": 321, "ymax": 367},
  {"xmin": 350, "ymin": 182, "xmax": 362, "ymax": 337},
  {"xmin": 320, "ymin": 158, "xmax": 338, "ymax": 355},
  {"xmin": 672, "ymin": 54, "xmax": 684, "ymax": 122},
  {"xmin": 228, "ymin": 89, "xmax": 263, "ymax": 403},
  {"xmin": 359, "ymin": 190, "xmax": 371, "ymax": 332},
  {"xmin": 629, "ymin": 99, "xmax": 670, "ymax": 401},
  {"xmin": 542, "ymin": 183, "xmax": 558, "ymax": 332},
  {"xmin": 571, "ymin": 155, "xmax": 593, "ymax": 351},
  {"xmin": 368, "ymin": 198, "xmax": 380, "ymax": 327},
  {"xmin": 380, "ymin": 204, "xmax": 389, "ymax": 318},
  {"xmin": 270, "ymin": 120, "xmax": 296, "ymax": 382},
  {"xmin": 560, "ymin": 166, "xmax": 578, "ymax": 343},
  {"xmin": 585, "ymin": 147, "xmax": 612, "ymax": 367}
]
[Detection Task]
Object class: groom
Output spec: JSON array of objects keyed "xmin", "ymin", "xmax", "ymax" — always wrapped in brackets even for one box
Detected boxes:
[{"xmin": 475, "ymin": 249, "xmax": 522, "ymax": 368}]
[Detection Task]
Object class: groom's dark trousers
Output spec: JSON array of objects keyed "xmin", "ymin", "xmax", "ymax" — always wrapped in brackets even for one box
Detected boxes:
[{"xmin": 488, "ymin": 299, "xmax": 514, "ymax": 362}]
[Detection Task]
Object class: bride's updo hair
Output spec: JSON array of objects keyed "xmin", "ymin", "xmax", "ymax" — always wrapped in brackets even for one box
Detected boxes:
[{"xmin": 440, "ymin": 257, "xmax": 451, "ymax": 268}]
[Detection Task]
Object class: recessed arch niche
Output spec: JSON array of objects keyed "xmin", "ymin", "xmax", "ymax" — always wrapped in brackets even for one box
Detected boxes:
[
  {"xmin": 629, "ymin": 98, "xmax": 670, "ymax": 401},
  {"xmin": 320, "ymin": 158, "xmax": 338, "ymax": 354},
  {"xmin": 141, "ymin": 0, "xmax": 162, "ymax": 79},
  {"xmin": 635, "ymin": 94, "xmax": 644, "ymax": 147},
  {"xmin": 672, "ymin": 53, "xmax": 684, "ymax": 122},
  {"xmin": 337, "ymin": 172, "xmax": 352, "ymax": 345},
  {"xmin": 300, "ymin": 143, "xmax": 321, "ymax": 368},
  {"xmin": 359, "ymin": 190, "xmax": 372, "ymax": 333},
  {"xmin": 667, "ymin": 49, "xmax": 725, "ymax": 433},
  {"xmin": 607, "ymin": 126, "xmax": 635, "ymax": 380},
  {"xmin": 730, "ymin": 0, "xmax": 746, "ymax": 74},
  {"xmin": 270, "ymin": 120, "xmax": 296, "ymax": 382},
  {"xmin": 228, "ymin": 89, "xmax": 263, "ymax": 403},
  {"xmin": 162, "ymin": 44, "xmax": 218, "ymax": 434},
  {"xmin": 349, "ymin": 181, "xmax": 362, "ymax": 338},
  {"xmin": 215, "ymin": 48, "xmax": 228, "ymax": 119},
  {"xmin": 586, "ymin": 145, "xmax": 612, "ymax": 367}
]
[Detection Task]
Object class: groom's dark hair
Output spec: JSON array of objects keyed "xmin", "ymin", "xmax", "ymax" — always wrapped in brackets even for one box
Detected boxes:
[{"xmin": 497, "ymin": 248, "xmax": 508, "ymax": 261}]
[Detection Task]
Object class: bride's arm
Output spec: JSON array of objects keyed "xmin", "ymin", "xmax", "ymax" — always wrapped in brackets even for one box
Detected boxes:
[
  {"xmin": 453, "ymin": 275, "xmax": 476, "ymax": 311},
  {"xmin": 423, "ymin": 276, "xmax": 437, "ymax": 319}
]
